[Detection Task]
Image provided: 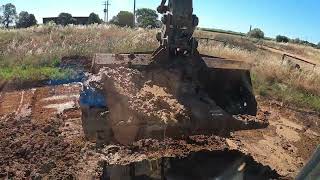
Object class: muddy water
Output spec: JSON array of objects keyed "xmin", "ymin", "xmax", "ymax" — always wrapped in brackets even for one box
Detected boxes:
[{"xmin": 101, "ymin": 151, "xmax": 279, "ymax": 180}]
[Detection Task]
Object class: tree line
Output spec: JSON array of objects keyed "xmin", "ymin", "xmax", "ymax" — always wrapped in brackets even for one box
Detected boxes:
[
  {"xmin": 0, "ymin": 3, "xmax": 160, "ymax": 29},
  {"xmin": 247, "ymin": 28, "xmax": 320, "ymax": 48},
  {"xmin": 108, "ymin": 8, "xmax": 160, "ymax": 28},
  {"xmin": 1, "ymin": 3, "xmax": 319, "ymax": 48},
  {"xmin": 0, "ymin": 3, "xmax": 104, "ymax": 28},
  {"xmin": 54, "ymin": 12, "xmax": 103, "ymax": 26},
  {"xmin": 0, "ymin": 3, "xmax": 40, "ymax": 28},
  {"xmin": 51, "ymin": 8, "xmax": 160, "ymax": 28}
]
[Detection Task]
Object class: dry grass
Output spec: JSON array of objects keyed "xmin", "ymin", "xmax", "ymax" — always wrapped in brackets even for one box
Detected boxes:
[
  {"xmin": 199, "ymin": 39, "xmax": 320, "ymax": 111},
  {"xmin": 0, "ymin": 24, "xmax": 158, "ymax": 67},
  {"xmin": 199, "ymin": 44, "xmax": 255, "ymax": 61},
  {"xmin": 262, "ymin": 40, "xmax": 320, "ymax": 63},
  {"xmin": 1, "ymin": 24, "xmax": 320, "ymax": 111}
]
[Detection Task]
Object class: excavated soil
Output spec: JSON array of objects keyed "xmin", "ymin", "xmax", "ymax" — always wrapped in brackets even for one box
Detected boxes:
[
  {"xmin": 0, "ymin": 84, "xmax": 84, "ymax": 179},
  {"xmin": 85, "ymin": 66, "xmax": 267, "ymax": 145},
  {"xmin": 85, "ymin": 67, "xmax": 192, "ymax": 145},
  {"xmin": 0, "ymin": 83, "xmax": 319, "ymax": 179},
  {"xmin": 227, "ymin": 98, "xmax": 320, "ymax": 178}
]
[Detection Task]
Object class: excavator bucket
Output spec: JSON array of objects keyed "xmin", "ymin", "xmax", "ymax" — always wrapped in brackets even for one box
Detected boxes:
[
  {"xmin": 91, "ymin": 52, "xmax": 258, "ymax": 117},
  {"xmin": 80, "ymin": 0, "xmax": 264, "ymax": 145},
  {"xmin": 80, "ymin": 51, "xmax": 262, "ymax": 145}
]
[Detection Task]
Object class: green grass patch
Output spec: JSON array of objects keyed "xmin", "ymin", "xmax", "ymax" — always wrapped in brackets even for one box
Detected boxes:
[
  {"xmin": 0, "ymin": 66, "xmax": 72, "ymax": 81},
  {"xmin": 252, "ymin": 73, "xmax": 320, "ymax": 112}
]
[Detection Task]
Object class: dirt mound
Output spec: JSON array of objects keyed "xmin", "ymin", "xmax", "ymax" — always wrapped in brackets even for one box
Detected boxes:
[
  {"xmin": 84, "ymin": 65, "xmax": 265, "ymax": 144},
  {"xmin": 0, "ymin": 79, "xmax": 46, "ymax": 92},
  {"xmin": 0, "ymin": 84, "xmax": 87, "ymax": 179},
  {"xmin": 84, "ymin": 66, "xmax": 192, "ymax": 144},
  {"xmin": 60, "ymin": 56, "xmax": 92, "ymax": 71},
  {"xmin": 0, "ymin": 114, "xmax": 83, "ymax": 179},
  {"xmin": 101, "ymin": 66, "xmax": 190, "ymax": 124}
]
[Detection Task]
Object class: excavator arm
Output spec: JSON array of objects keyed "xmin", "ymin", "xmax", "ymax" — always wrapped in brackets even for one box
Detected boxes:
[
  {"xmin": 157, "ymin": 0, "xmax": 168, "ymax": 13},
  {"xmin": 156, "ymin": 0, "xmax": 199, "ymax": 56},
  {"xmin": 86, "ymin": 0, "xmax": 259, "ymax": 145}
]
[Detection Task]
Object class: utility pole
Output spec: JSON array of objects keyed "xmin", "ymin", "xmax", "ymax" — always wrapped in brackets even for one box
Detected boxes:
[
  {"xmin": 103, "ymin": 0, "xmax": 111, "ymax": 23},
  {"xmin": 133, "ymin": 0, "xmax": 136, "ymax": 27}
]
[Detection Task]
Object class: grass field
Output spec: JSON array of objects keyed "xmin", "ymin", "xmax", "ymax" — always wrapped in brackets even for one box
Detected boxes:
[{"xmin": 1, "ymin": 24, "xmax": 320, "ymax": 111}]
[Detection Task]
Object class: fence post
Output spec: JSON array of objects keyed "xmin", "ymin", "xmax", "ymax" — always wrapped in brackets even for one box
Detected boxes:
[{"xmin": 281, "ymin": 54, "xmax": 286, "ymax": 64}]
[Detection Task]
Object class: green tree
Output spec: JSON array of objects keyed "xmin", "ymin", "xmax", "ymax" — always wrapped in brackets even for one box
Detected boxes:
[
  {"xmin": 88, "ymin": 13, "xmax": 102, "ymax": 24},
  {"xmin": 276, "ymin": 35, "xmax": 289, "ymax": 43},
  {"xmin": 16, "ymin": 11, "xmax": 37, "ymax": 28},
  {"xmin": 247, "ymin": 28, "xmax": 264, "ymax": 39},
  {"xmin": 110, "ymin": 11, "xmax": 134, "ymax": 27},
  {"xmin": 1, "ymin": 3, "xmax": 17, "ymax": 28},
  {"xmin": 136, "ymin": 8, "xmax": 159, "ymax": 28},
  {"xmin": 57, "ymin": 13, "xmax": 76, "ymax": 26}
]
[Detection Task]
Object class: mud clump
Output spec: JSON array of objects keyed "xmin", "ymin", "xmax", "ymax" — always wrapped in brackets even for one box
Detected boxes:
[
  {"xmin": 85, "ymin": 63, "xmax": 255, "ymax": 145},
  {"xmin": 84, "ymin": 55, "xmax": 271, "ymax": 145},
  {"xmin": 103, "ymin": 67, "xmax": 190, "ymax": 124},
  {"xmin": 0, "ymin": 114, "xmax": 83, "ymax": 179},
  {"xmin": 84, "ymin": 67, "xmax": 192, "ymax": 144}
]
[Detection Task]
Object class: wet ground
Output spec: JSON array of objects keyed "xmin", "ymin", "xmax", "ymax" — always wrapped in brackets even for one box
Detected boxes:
[
  {"xmin": 0, "ymin": 82, "xmax": 319, "ymax": 179},
  {"xmin": 229, "ymin": 99, "xmax": 320, "ymax": 178},
  {"xmin": 0, "ymin": 57, "xmax": 319, "ymax": 179},
  {"xmin": 0, "ymin": 84, "xmax": 84, "ymax": 179}
]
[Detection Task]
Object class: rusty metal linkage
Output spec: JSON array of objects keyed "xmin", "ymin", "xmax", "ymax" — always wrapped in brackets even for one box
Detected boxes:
[
  {"xmin": 281, "ymin": 53, "xmax": 317, "ymax": 70},
  {"xmin": 195, "ymin": 37, "xmax": 227, "ymax": 46}
]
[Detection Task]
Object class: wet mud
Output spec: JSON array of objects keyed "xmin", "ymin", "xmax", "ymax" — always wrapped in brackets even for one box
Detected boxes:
[
  {"xmin": 0, "ymin": 84, "xmax": 319, "ymax": 179},
  {"xmin": 0, "ymin": 57, "xmax": 319, "ymax": 179}
]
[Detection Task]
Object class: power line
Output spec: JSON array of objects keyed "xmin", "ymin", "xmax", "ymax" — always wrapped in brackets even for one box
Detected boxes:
[{"xmin": 103, "ymin": 0, "xmax": 111, "ymax": 23}]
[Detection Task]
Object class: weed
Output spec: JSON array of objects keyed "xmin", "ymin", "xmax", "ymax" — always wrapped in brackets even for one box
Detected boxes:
[{"xmin": 0, "ymin": 66, "xmax": 72, "ymax": 81}]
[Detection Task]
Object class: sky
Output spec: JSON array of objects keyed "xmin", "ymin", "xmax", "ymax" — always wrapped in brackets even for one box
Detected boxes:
[{"xmin": 1, "ymin": 0, "xmax": 320, "ymax": 43}]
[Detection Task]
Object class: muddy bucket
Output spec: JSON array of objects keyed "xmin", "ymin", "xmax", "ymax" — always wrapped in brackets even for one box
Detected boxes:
[{"xmin": 80, "ymin": 86, "xmax": 111, "ymax": 144}]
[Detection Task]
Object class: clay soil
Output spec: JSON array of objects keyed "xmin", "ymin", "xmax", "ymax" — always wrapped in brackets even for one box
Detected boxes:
[{"xmin": 0, "ymin": 83, "xmax": 319, "ymax": 179}]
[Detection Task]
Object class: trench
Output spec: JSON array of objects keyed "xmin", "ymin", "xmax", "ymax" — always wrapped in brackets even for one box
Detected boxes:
[{"xmin": 100, "ymin": 150, "xmax": 280, "ymax": 180}]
